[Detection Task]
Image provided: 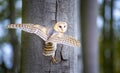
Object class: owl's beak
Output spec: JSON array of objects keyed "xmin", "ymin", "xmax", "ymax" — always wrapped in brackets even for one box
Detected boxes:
[{"xmin": 61, "ymin": 28, "xmax": 63, "ymax": 32}]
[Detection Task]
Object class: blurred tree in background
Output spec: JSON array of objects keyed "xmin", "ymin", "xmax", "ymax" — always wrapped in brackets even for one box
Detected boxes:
[
  {"xmin": 80, "ymin": 0, "xmax": 98, "ymax": 73},
  {"xmin": 99, "ymin": 0, "xmax": 114, "ymax": 73},
  {"xmin": 99, "ymin": 0, "xmax": 120, "ymax": 73},
  {"xmin": 7, "ymin": 0, "xmax": 21, "ymax": 73},
  {"xmin": 0, "ymin": 0, "xmax": 21, "ymax": 73}
]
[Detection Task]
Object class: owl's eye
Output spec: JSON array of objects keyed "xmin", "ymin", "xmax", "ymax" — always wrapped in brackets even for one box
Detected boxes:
[
  {"xmin": 59, "ymin": 26, "xmax": 62, "ymax": 28},
  {"xmin": 64, "ymin": 26, "xmax": 66, "ymax": 28}
]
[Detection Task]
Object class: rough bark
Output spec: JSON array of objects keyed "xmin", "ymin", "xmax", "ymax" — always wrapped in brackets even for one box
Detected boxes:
[
  {"xmin": 80, "ymin": 0, "xmax": 98, "ymax": 73},
  {"xmin": 21, "ymin": 0, "xmax": 81, "ymax": 73}
]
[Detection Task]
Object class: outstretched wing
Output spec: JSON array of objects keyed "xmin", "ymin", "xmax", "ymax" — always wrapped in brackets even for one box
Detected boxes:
[
  {"xmin": 7, "ymin": 24, "xmax": 48, "ymax": 41},
  {"xmin": 48, "ymin": 34, "xmax": 80, "ymax": 47}
]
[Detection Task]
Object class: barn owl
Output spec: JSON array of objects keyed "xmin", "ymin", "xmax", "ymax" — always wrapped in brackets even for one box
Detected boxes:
[{"xmin": 7, "ymin": 22, "xmax": 80, "ymax": 63}]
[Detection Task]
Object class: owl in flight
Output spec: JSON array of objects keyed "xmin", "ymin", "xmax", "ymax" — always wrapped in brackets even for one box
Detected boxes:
[{"xmin": 7, "ymin": 22, "xmax": 80, "ymax": 63}]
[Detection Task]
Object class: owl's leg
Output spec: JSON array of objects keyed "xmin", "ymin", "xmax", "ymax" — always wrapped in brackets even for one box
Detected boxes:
[
  {"xmin": 51, "ymin": 54, "xmax": 57, "ymax": 63},
  {"xmin": 51, "ymin": 56, "xmax": 57, "ymax": 63}
]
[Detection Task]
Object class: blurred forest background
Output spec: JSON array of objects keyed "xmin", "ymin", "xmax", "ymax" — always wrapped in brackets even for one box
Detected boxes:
[{"xmin": 0, "ymin": 0, "xmax": 120, "ymax": 73}]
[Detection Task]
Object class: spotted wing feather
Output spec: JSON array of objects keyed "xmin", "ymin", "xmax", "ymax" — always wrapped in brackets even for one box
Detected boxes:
[
  {"xmin": 7, "ymin": 24, "xmax": 48, "ymax": 41},
  {"xmin": 49, "ymin": 34, "xmax": 80, "ymax": 47}
]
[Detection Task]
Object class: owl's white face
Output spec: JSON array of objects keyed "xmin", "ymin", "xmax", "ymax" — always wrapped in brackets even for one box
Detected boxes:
[{"xmin": 53, "ymin": 22, "xmax": 68, "ymax": 33}]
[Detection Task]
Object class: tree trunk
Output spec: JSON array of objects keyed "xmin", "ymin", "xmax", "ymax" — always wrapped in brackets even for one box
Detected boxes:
[
  {"xmin": 80, "ymin": 0, "xmax": 98, "ymax": 73},
  {"xmin": 100, "ymin": 0, "xmax": 114, "ymax": 73},
  {"xmin": 21, "ymin": 0, "xmax": 81, "ymax": 73},
  {"xmin": 8, "ymin": 0, "xmax": 20, "ymax": 73}
]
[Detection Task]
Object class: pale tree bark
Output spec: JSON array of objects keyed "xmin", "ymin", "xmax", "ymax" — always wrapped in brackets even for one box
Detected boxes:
[
  {"xmin": 80, "ymin": 0, "xmax": 98, "ymax": 73},
  {"xmin": 21, "ymin": 0, "xmax": 81, "ymax": 73}
]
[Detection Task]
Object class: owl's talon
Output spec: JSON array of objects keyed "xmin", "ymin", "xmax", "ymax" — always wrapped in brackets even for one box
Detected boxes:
[{"xmin": 51, "ymin": 57, "xmax": 57, "ymax": 63}]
